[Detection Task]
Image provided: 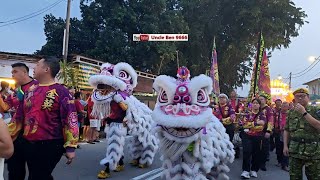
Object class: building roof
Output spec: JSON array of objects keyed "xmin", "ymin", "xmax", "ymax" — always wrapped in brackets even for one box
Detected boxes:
[
  {"xmin": 303, "ymin": 77, "xmax": 320, "ymax": 85},
  {"xmin": 0, "ymin": 51, "xmax": 41, "ymax": 62},
  {"xmin": 0, "ymin": 52, "xmax": 156, "ymax": 93}
]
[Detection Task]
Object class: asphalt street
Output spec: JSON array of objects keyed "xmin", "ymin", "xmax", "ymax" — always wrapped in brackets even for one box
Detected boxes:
[{"xmin": 4, "ymin": 136, "xmax": 305, "ymax": 180}]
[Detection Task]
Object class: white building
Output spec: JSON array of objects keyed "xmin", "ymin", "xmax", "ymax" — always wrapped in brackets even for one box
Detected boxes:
[
  {"xmin": 303, "ymin": 77, "xmax": 320, "ymax": 96},
  {"xmin": 0, "ymin": 52, "xmax": 39, "ymax": 88}
]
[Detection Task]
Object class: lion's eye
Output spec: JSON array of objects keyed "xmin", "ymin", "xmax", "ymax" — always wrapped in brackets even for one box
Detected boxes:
[
  {"xmin": 118, "ymin": 70, "xmax": 130, "ymax": 80},
  {"xmin": 197, "ymin": 89, "xmax": 208, "ymax": 103},
  {"xmin": 159, "ymin": 89, "xmax": 168, "ymax": 103}
]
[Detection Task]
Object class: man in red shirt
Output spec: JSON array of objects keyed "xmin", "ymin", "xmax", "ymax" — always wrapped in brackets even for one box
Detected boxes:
[
  {"xmin": 97, "ymin": 86, "xmax": 128, "ymax": 178},
  {"xmin": 6, "ymin": 63, "xmax": 38, "ymax": 180},
  {"xmin": 74, "ymin": 92, "xmax": 85, "ymax": 142},
  {"xmin": 86, "ymin": 96, "xmax": 99, "ymax": 144},
  {"xmin": 9, "ymin": 57, "xmax": 78, "ymax": 180}
]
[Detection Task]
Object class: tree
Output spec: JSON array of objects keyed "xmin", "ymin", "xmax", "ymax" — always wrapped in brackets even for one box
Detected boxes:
[
  {"xmin": 37, "ymin": 0, "xmax": 307, "ymax": 93},
  {"xmin": 36, "ymin": 15, "xmax": 86, "ymax": 56},
  {"xmin": 57, "ymin": 61, "xmax": 80, "ymax": 89},
  {"xmin": 178, "ymin": 0, "xmax": 306, "ymax": 92}
]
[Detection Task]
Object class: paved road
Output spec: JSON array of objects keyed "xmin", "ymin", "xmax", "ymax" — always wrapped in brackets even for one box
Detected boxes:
[{"xmin": 4, "ymin": 136, "xmax": 302, "ymax": 180}]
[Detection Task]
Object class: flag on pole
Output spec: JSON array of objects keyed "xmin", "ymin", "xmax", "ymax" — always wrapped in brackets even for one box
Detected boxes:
[
  {"xmin": 248, "ymin": 32, "xmax": 271, "ymax": 103},
  {"xmin": 257, "ymin": 50, "xmax": 271, "ymax": 102},
  {"xmin": 210, "ymin": 37, "xmax": 220, "ymax": 96}
]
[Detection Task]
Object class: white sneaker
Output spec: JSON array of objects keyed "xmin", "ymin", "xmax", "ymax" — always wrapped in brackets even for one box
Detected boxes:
[
  {"xmin": 250, "ymin": 171, "xmax": 258, "ymax": 178},
  {"xmin": 241, "ymin": 171, "xmax": 250, "ymax": 179}
]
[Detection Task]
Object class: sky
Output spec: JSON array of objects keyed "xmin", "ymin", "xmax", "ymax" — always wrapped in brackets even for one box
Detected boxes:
[{"xmin": 0, "ymin": 0, "xmax": 319, "ymax": 96}]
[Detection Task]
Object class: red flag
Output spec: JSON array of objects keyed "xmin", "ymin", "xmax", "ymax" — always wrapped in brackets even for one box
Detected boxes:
[
  {"xmin": 258, "ymin": 50, "xmax": 271, "ymax": 100},
  {"xmin": 248, "ymin": 33, "xmax": 271, "ymax": 103}
]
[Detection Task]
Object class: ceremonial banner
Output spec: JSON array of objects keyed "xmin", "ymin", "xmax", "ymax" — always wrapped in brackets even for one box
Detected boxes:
[
  {"xmin": 210, "ymin": 37, "xmax": 220, "ymax": 95},
  {"xmin": 248, "ymin": 32, "xmax": 270, "ymax": 103},
  {"xmin": 258, "ymin": 50, "xmax": 271, "ymax": 102}
]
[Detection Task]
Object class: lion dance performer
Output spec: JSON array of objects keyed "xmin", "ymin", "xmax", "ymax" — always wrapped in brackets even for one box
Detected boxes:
[
  {"xmin": 88, "ymin": 62, "xmax": 158, "ymax": 179},
  {"xmin": 152, "ymin": 67, "xmax": 235, "ymax": 180}
]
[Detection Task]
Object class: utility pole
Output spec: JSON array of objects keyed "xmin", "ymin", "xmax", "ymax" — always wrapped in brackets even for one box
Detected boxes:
[
  {"xmin": 289, "ymin": 72, "xmax": 292, "ymax": 90},
  {"xmin": 63, "ymin": 0, "xmax": 71, "ymax": 63}
]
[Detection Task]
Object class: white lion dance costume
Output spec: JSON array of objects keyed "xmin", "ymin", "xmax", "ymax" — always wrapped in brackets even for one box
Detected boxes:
[
  {"xmin": 88, "ymin": 62, "xmax": 158, "ymax": 179},
  {"xmin": 153, "ymin": 67, "xmax": 235, "ymax": 180}
]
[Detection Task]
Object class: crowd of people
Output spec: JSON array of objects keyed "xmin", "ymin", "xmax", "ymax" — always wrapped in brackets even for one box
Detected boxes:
[
  {"xmin": 0, "ymin": 57, "xmax": 110, "ymax": 180},
  {"xmin": 68, "ymin": 88, "xmax": 103, "ymax": 146},
  {"xmin": 212, "ymin": 89, "xmax": 320, "ymax": 179},
  {"xmin": 0, "ymin": 58, "xmax": 320, "ymax": 180}
]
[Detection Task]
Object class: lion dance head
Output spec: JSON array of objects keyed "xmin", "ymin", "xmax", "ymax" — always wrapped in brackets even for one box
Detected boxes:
[
  {"xmin": 88, "ymin": 62, "xmax": 138, "ymax": 118},
  {"xmin": 152, "ymin": 67, "xmax": 234, "ymax": 179},
  {"xmin": 152, "ymin": 66, "xmax": 213, "ymax": 144}
]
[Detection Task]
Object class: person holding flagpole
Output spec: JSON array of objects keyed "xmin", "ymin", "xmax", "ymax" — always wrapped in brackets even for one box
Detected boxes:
[
  {"xmin": 229, "ymin": 90, "xmax": 244, "ymax": 158},
  {"xmin": 247, "ymin": 31, "xmax": 273, "ymax": 171}
]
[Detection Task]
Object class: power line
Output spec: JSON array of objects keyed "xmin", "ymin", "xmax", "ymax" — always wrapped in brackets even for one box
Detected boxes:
[
  {"xmin": 292, "ymin": 56, "xmax": 320, "ymax": 75},
  {"xmin": 291, "ymin": 59, "xmax": 320, "ymax": 79},
  {"xmin": 0, "ymin": 0, "xmax": 63, "ymax": 24},
  {"xmin": 282, "ymin": 75, "xmax": 290, "ymax": 80},
  {"xmin": 0, "ymin": 0, "xmax": 64, "ymax": 28}
]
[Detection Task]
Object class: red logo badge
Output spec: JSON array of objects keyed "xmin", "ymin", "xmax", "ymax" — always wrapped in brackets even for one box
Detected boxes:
[{"xmin": 140, "ymin": 34, "xmax": 149, "ymax": 41}]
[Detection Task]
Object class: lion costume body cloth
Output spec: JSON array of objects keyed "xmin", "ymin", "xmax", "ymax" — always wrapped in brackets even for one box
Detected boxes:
[
  {"xmin": 88, "ymin": 63, "xmax": 158, "ymax": 175},
  {"xmin": 152, "ymin": 67, "xmax": 235, "ymax": 180}
]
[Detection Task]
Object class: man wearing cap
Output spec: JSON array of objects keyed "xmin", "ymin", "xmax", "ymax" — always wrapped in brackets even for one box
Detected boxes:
[
  {"xmin": 213, "ymin": 93, "xmax": 236, "ymax": 142},
  {"xmin": 283, "ymin": 88, "xmax": 320, "ymax": 179}
]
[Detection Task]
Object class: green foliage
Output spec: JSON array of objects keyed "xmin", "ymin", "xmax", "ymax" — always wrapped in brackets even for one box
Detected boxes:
[
  {"xmin": 57, "ymin": 61, "xmax": 80, "ymax": 89},
  {"xmin": 37, "ymin": 0, "xmax": 307, "ymax": 93},
  {"xmin": 310, "ymin": 94, "xmax": 320, "ymax": 101}
]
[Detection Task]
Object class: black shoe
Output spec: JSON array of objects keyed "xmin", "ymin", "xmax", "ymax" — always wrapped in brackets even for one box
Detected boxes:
[
  {"xmin": 235, "ymin": 148, "xmax": 240, "ymax": 159},
  {"xmin": 235, "ymin": 151, "xmax": 240, "ymax": 159},
  {"xmin": 281, "ymin": 166, "xmax": 289, "ymax": 172},
  {"xmin": 260, "ymin": 166, "xmax": 267, "ymax": 171},
  {"xmin": 93, "ymin": 140, "xmax": 100, "ymax": 143}
]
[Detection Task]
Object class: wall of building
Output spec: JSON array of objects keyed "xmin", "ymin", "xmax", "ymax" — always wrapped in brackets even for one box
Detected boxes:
[
  {"xmin": 307, "ymin": 80, "xmax": 320, "ymax": 96},
  {"xmin": 0, "ymin": 61, "xmax": 35, "ymax": 88},
  {"xmin": 135, "ymin": 76, "xmax": 154, "ymax": 93}
]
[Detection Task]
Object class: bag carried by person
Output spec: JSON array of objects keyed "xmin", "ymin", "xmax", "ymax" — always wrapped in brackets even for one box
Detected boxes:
[{"xmin": 90, "ymin": 119, "xmax": 99, "ymax": 128}]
